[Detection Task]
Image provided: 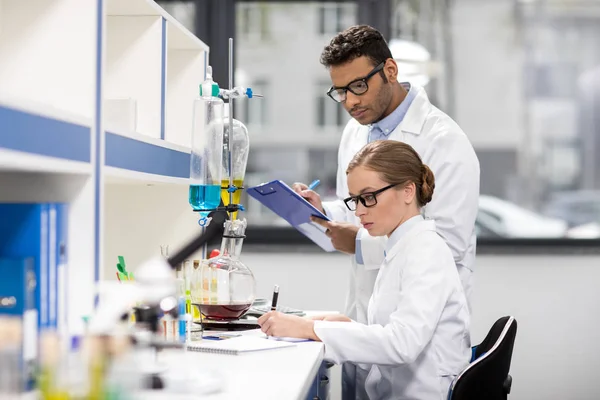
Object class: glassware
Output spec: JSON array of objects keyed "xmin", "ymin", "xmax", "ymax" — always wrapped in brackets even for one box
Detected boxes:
[
  {"xmin": 193, "ymin": 219, "xmax": 255, "ymax": 320},
  {"xmin": 221, "ymin": 104, "xmax": 249, "ymax": 220},
  {"xmin": 189, "ymin": 66, "xmax": 224, "ymax": 219}
]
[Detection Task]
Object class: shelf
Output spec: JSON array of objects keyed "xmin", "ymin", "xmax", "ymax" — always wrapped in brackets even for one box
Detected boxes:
[
  {"xmin": 105, "ymin": 130, "xmax": 191, "ymax": 182},
  {"xmin": 0, "ymin": 149, "xmax": 91, "ymax": 176},
  {"xmin": 106, "ymin": 0, "xmax": 163, "ymax": 16},
  {"xmin": 103, "ymin": 183, "xmax": 200, "ymax": 280},
  {"xmin": 0, "ymin": 0, "xmax": 208, "ymax": 337},
  {"xmin": 0, "ymin": 0, "xmax": 97, "ymax": 120},
  {"xmin": 105, "ymin": 14, "xmax": 163, "ymax": 138},
  {"xmin": 164, "ymin": 22, "xmax": 206, "ymax": 147},
  {"xmin": 106, "ymin": 0, "xmax": 208, "ymax": 51},
  {"xmin": 104, "ymin": 167, "xmax": 189, "ymax": 186},
  {"xmin": 0, "ymin": 101, "xmax": 92, "ymax": 173},
  {"xmin": 165, "ymin": 15, "xmax": 208, "ymax": 52}
]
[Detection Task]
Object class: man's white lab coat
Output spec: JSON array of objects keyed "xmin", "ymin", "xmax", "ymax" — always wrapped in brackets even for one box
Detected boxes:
[
  {"xmin": 323, "ymin": 85, "xmax": 480, "ymax": 319},
  {"xmin": 322, "ymin": 86, "xmax": 479, "ymax": 398},
  {"xmin": 313, "ymin": 219, "xmax": 471, "ymax": 400}
]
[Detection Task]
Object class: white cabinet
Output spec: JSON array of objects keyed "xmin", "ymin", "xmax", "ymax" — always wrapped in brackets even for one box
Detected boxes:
[{"xmin": 0, "ymin": 0, "xmax": 207, "ymax": 334}]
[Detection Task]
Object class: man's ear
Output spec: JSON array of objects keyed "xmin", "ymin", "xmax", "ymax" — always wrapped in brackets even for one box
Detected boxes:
[{"xmin": 384, "ymin": 58, "xmax": 399, "ymax": 83}]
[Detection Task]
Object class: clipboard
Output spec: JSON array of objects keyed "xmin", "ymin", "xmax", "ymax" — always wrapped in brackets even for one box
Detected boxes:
[{"xmin": 246, "ymin": 180, "xmax": 335, "ymax": 252}]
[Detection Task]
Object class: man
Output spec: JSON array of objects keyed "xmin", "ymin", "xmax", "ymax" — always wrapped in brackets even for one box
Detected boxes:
[{"xmin": 293, "ymin": 25, "xmax": 480, "ymax": 399}]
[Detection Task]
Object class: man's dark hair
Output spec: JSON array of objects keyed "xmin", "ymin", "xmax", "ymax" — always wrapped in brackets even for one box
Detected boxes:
[{"xmin": 320, "ymin": 25, "xmax": 393, "ymax": 68}]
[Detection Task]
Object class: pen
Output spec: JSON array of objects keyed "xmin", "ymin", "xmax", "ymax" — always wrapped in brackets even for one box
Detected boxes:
[
  {"xmin": 202, "ymin": 336, "xmax": 224, "ymax": 341},
  {"xmin": 308, "ymin": 179, "xmax": 320, "ymax": 191},
  {"xmin": 271, "ymin": 284, "xmax": 279, "ymax": 311}
]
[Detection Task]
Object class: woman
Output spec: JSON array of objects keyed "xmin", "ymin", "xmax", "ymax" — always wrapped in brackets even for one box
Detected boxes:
[{"xmin": 258, "ymin": 140, "xmax": 471, "ymax": 400}]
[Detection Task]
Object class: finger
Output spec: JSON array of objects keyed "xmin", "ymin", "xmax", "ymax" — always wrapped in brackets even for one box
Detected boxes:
[
  {"xmin": 265, "ymin": 321, "xmax": 276, "ymax": 336},
  {"xmin": 258, "ymin": 311, "xmax": 273, "ymax": 326},
  {"xmin": 292, "ymin": 182, "xmax": 308, "ymax": 193},
  {"xmin": 310, "ymin": 216, "xmax": 331, "ymax": 229},
  {"xmin": 325, "ymin": 229, "xmax": 332, "ymax": 238},
  {"xmin": 260, "ymin": 317, "xmax": 273, "ymax": 334},
  {"xmin": 299, "ymin": 190, "xmax": 318, "ymax": 201}
]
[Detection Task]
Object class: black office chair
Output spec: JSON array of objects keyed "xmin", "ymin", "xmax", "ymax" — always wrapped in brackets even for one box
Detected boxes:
[{"xmin": 448, "ymin": 316, "xmax": 517, "ymax": 400}]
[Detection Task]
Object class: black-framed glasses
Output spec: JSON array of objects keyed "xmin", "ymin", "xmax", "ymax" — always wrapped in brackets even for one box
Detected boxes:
[
  {"xmin": 326, "ymin": 61, "xmax": 385, "ymax": 103},
  {"xmin": 343, "ymin": 184, "xmax": 397, "ymax": 211}
]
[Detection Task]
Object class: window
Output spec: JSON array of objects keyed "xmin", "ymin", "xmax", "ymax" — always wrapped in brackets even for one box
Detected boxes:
[
  {"xmin": 243, "ymin": 80, "xmax": 268, "ymax": 126},
  {"xmin": 223, "ymin": 0, "xmax": 600, "ymax": 240},
  {"xmin": 527, "ymin": 62, "xmax": 577, "ymax": 99},
  {"xmin": 317, "ymin": 3, "xmax": 356, "ymax": 35},
  {"xmin": 237, "ymin": 3, "xmax": 270, "ymax": 40},
  {"xmin": 316, "ymin": 82, "xmax": 347, "ymax": 127},
  {"xmin": 308, "ymin": 149, "xmax": 338, "ymax": 192},
  {"xmin": 316, "ymin": 97, "xmax": 346, "ymax": 127},
  {"xmin": 390, "ymin": 0, "xmax": 418, "ymax": 40}
]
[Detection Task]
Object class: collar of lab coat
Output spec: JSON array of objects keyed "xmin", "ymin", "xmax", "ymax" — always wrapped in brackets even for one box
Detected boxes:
[
  {"xmin": 393, "ymin": 85, "xmax": 432, "ymax": 136},
  {"xmin": 385, "ymin": 215, "xmax": 424, "ymax": 256},
  {"xmin": 384, "ymin": 218, "xmax": 437, "ymax": 262}
]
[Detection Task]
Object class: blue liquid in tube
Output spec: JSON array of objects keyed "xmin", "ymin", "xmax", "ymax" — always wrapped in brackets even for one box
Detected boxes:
[{"xmin": 189, "ymin": 184, "xmax": 221, "ymax": 216}]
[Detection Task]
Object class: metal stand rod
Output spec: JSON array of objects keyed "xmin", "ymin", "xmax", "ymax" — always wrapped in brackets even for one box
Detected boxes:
[
  {"xmin": 200, "ymin": 226, "xmax": 207, "ymax": 260},
  {"xmin": 227, "ymin": 37, "xmax": 234, "ymax": 210}
]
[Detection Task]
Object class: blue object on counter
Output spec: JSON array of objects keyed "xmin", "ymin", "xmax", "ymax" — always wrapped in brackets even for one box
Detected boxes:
[{"xmin": 178, "ymin": 296, "xmax": 187, "ymax": 343}]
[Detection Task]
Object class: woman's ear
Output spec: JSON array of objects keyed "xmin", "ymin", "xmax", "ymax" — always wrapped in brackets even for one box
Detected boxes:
[{"xmin": 403, "ymin": 182, "xmax": 416, "ymax": 204}]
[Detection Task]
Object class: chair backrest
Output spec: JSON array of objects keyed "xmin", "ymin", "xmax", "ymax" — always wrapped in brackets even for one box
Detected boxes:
[{"xmin": 448, "ymin": 316, "xmax": 517, "ymax": 400}]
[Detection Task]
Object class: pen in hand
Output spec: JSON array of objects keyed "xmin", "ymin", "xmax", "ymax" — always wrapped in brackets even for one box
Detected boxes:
[
  {"xmin": 308, "ymin": 179, "xmax": 320, "ymax": 191},
  {"xmin": 271, "ymin": 284, "xmax": 279, "ymax": 311}
]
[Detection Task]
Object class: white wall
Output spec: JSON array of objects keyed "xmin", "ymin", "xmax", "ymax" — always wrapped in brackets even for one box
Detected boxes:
[{"xmin": 242, "ymin": 251, "xmax": 600, "ymax": 400}]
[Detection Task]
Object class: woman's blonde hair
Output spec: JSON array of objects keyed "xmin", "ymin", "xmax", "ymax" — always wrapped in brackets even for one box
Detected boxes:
[{"xmin": 346, "ymin": 140, "xmax": 435, "ymax": 207}]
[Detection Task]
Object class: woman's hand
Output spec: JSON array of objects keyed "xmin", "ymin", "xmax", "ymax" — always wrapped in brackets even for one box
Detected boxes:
[
  {"xmin": 309, "ymin": 314, "xmax": 352, "ymax": 322},
  {"xmin": 258, "ymin": 311, "xmax": 320, "ymax": 341}
]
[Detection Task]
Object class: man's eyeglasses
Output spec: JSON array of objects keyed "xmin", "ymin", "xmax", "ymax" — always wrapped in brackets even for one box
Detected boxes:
[
  {"xmin": 343, "ymin": 184, "xmax": 397, "ymax": 211},
  {"xmin": 326, "ymin": 62, "xmax": 385, "ymax": 103}
]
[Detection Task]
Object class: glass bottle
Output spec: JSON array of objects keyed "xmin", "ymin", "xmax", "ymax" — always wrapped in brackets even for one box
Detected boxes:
[
  {"xmin": 189, "ymin": 66, "xmax": 224, "ymax": 219},
  {"xmin": 194, "ymin": 219, "xmax": 255, "ymax": 320},
  {"xmin": 221, "ymin": 104, "xmax": 249, "ymax": 220}
]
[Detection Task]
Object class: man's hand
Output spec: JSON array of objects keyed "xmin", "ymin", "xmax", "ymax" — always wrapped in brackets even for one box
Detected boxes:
[
  {"xmin": 311, "ymin": 216, "xmax": 359, "ymax": 254},
  {"xmin": 292, "ymin": 182, "xmax": 325, "ymax": 214}
]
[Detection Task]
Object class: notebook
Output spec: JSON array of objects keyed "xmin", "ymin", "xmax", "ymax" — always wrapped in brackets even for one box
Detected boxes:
[
  {"xmin": 246, "ymin": 180, "xmax": 335, "ymax": 252},
  {"xmin": 186, "ymin": 335, "xmax": 296, "ymax": 355}
]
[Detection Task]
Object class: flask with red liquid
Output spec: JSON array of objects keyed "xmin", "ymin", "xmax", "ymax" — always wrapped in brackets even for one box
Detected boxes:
[{"xmin": 194, "ymin": 219, "xmax": 255, "ymax": 320}]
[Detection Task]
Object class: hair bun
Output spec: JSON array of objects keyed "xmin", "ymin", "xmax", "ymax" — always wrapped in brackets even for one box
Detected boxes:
[{"xmin": 420, "ymin": 165, "xmax": 435, "ymax": 205}]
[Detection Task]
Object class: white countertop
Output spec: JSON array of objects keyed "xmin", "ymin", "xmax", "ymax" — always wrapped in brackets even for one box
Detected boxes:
[
  {"xmin": 155, "ymin": 338, "xmax": 324, "ymax": 400},
  {"xmin": 135, "ymin": 311, "xmax": 338, "ymax": 400},
  {"xmin": 19, "ymin": 311, "xmax": 337, "ymax": 400}
]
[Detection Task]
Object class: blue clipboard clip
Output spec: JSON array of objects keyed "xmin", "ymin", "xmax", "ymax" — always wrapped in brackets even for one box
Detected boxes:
[{"xmin": 246, "ymin": 180, "xmax": 334, "ymax": 252}]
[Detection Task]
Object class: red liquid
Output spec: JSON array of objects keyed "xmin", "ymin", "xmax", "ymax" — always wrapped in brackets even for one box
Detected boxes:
[{"xmin": 196, "ymin": 303, "xmax": 252, "ymax": 321}]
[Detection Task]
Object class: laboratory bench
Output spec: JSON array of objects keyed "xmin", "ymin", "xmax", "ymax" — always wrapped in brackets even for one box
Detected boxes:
[
  {"xmin": 135, "ymin": 310, "xmax": 337, "ymax": 400},
  {"xmin": 18, "ymin": 330, "xmax": 332, "ymax": 400},
  {"xmin": 156, "ymin": 338, "xmax": 330, "ymax": 400}
]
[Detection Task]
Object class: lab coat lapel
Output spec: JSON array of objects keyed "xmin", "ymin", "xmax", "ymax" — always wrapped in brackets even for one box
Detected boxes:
[
  {"xmin": 371, "ymin": 220, "xmax": 437, "ymax": 296},
  {"xmin": 385, "ymin": 220, "xmax": 437, "ymax": 263},
  {"xmin": 388, "ymin": 86, "xmax": 431, "ymax": 140}
]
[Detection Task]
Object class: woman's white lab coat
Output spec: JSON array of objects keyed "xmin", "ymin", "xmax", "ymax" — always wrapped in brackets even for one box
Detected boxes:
[{"xmin": 313, "ymin": 219, "xmax": 471, "ymax": 400}]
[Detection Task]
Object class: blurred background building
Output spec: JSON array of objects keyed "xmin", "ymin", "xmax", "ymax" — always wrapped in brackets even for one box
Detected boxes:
[{"xmin": 160, "ymin": 0, "xmax": 600, "ymax": 239}]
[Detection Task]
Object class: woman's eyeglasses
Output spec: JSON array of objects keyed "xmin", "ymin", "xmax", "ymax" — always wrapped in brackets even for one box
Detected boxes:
[{"xmin": 343, "ymin": 184, "xmax": 397, "ymax": 211}]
